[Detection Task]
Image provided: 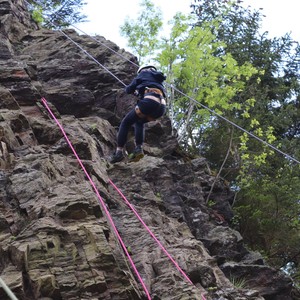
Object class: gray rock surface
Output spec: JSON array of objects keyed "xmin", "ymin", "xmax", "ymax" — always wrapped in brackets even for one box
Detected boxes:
[{"xmin": 0, "ymin": 1, "xmax": 295, "ymax": 299}]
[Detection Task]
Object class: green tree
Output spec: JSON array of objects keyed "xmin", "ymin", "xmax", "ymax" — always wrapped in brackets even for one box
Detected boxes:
[
  {"xmin": 192, "ymin": 0, "xmax": 300, "ymax": 171},
  {"xmin": 120, "ymin": 0, "xmax": 300, "ymax": 286},
  {"xmin": 156, "ymin": 11, "xmax": 260, "ymax": 159},
  {"xmin": 120, "ymin": 0, "xmax": 163, "ymax": 63},
  {"xmin": 192, "ymin": 0, "xmax": 300, "ymax": 284},
  {"xmin": 234, "ymin": 163, "xmax": 300, "ymax": 285},
  {"xmin": 27, "ymin": 0, "xmax": 87, "ymax": 28},
  {"xmin": 118, "ymin": 0, "xmax": 300, "ymax": 287},
  {"xmin": 155, "ymin": 12, "xmax": 194, "ymax": 135}
]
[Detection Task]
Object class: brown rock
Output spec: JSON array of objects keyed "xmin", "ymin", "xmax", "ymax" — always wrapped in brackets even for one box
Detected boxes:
[{"xmin": 0, "ymin": 1, "xmax": 294, "ymax": 299}]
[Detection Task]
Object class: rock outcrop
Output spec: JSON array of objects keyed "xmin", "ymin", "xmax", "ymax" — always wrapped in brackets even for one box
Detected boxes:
[{"xmin": 0, "ymin": 1, "xmax": 295, "ymax": 299}]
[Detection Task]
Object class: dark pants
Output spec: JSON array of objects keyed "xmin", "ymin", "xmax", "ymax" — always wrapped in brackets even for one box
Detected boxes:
[{"xmin": 117, "ymin": 98, "xmax": 166, "ymax": 148}]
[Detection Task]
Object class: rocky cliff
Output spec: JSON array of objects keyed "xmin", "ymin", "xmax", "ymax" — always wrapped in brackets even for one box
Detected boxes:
[{"xmin": 0, "ymin": 1, "xmax": 296, "ymax": 299}]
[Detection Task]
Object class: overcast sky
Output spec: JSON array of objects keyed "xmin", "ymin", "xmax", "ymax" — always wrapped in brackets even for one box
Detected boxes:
[{"xmin": 74, "ymin": 0, "xmax": 300, "ymax": 50}]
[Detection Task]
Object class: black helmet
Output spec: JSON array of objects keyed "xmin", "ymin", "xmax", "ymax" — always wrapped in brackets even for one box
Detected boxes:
[{"xmin": 137, "ymin": 64, "xmax": 157, "ymax": 74}]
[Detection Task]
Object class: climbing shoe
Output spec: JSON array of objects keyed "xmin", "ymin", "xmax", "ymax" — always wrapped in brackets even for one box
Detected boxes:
[
  {"xmin": 128, "ymin": 147, "xmax": 144, "ymax": 162},
  {"xmin": 109, "ymin": 150, "xmax": 125, "ymax": 163}
]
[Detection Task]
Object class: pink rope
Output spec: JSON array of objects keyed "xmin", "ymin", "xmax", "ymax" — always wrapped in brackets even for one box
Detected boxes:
[
  {"xmin": 41, "ymin": 98, "xmax": 151, "ymax": 300},
  {"xmin": 108, "ymin": 179, "xmax": 208, "ymax": 300}
]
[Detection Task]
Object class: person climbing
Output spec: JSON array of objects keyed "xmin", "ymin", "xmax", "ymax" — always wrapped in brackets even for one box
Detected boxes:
[{"xmin": 109, "ymin": 64, "xmax": 167, "ymax": 163}]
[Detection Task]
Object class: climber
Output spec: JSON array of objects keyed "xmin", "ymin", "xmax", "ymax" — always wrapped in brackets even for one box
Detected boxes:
[{"xmin": 109, "ymin": 64, "xmax": 167, "ymax": 163}]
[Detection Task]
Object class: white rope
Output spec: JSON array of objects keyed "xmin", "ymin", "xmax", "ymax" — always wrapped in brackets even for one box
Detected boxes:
[
  {"xmin": 67, "ymin": 25, "xmax": 300, "ymax": 165},
  {"xmin": 0, "ymin": 277, "xmax": 18, "ymax": 300},
  {"xmin": 23, "ymin": 0, "xmax": 300, "ymax": 165},
  {"xmin": 171, "ymin": 85, "xmax": 300, "ymax": 165},
  {"xmin": 58, "ymin": 29, "xmax": 127, "ymax": 87},
  {"xmin": 70, "ymin": 23, "xmax": 139, "ymax": 67}
]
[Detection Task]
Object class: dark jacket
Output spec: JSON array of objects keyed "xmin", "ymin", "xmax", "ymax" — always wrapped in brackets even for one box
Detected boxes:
[{"xmin": 125, "ymin": 69, "xmax": 166, "ymax": 98}]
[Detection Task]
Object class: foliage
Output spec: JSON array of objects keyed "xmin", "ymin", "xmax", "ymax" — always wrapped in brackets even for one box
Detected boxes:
[
  {"xmin": 120, "ymin": 0, "xmax": 163, "ymax": 63},
  {"xmin": 31, "ymin": 4, "xmax": 44, "ymax": 24},
  {"xmin": 191, "ymin": 0, "xmax": 300, "ymax": 283},
  {"xmin": 173, "ymin": 27, "xmax": 256, "ymax": 129},
  {"xmin": 120, "ymin": 0, "xmax": 300, "ymax": 285},
  {"xmin": 192, "ymin": 0, "xmax": 300, "ymax": 162},
  {"xmin": 229, "ymin": 274, "xmax": 247, "ymax": 289},
  {"xmin": 27, "ymin": 0, "xmax": 87, "ymax": 28},
  {"xmin": 156, "ymin": 11, "xmax": 262, "ymax": 162},
  {"xmin": 234, "ymin": 164, "xmax": 300, "ymax": 282}
]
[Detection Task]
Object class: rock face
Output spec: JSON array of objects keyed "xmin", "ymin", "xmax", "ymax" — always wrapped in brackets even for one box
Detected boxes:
[{"xmin": 0, "ymin": 1, "xmax": 295, "ymax": 300}]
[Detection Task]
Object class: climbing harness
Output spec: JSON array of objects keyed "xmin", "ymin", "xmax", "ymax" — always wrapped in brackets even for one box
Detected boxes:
[
  {"xmin": 134, "ymin": 87, "xmax": 166, "ymax": 121},
  {"xmin": 145, "ymin": 87, "xmax": 163, "ymax": 95},
  {"xmin": 14, "ymin": 3, "xmax": 299, "ymax": 300},
  {"xmin": 67, "ymin": 21, "xmax": 300, "ymax": 166},
  {"xmin": 19, "ymin": 6, "xmax": 205, "ymax": 298},
  {"xmin": 144, "ymin": 87, "xmax": 165, "ymax": 103},
  {"xmin": 27, "ymin": 2, "xmax": 298, "ymax": 164},
  {"xmin": 40, "ymin": 97, "xmax": 207, "ymax": 300}
]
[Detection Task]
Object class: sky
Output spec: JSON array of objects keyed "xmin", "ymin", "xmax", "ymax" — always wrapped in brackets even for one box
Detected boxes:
[{"xmin": 74, "ymin": 0, "xmax": 300, "ymax": 51}]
